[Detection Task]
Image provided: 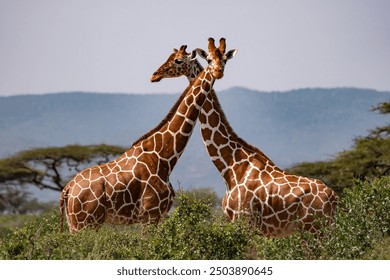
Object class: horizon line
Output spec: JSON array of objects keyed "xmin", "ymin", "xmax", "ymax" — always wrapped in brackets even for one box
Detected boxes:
[{"xmin": 1, "ymin": 85, "xmax": 389, "ymax": 97}]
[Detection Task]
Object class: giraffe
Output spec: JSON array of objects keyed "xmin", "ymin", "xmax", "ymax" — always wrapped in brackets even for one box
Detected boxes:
[
  {"xmin": 59, "ymin": 37, "xmax": 237, "ymax": 233},
  {"xmin": 151, "ymin": 45, "xmax": 338, "ymax": 237}
]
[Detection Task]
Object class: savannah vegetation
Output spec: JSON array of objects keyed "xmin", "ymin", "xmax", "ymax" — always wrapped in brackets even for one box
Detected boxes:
[
  {"xmin": 0, "ymin": 178, "xmax": 389, "ymax": 260},
  {"xmin": 0, "ymin": 144, "xmax": 125, "ymax": 213},
  {"xmin": 0, "ymin": 102, "xmax": 389, "ymax": 259}
]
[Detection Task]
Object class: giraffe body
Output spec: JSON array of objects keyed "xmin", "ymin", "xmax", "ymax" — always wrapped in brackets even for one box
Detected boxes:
[
  {"xmin": 60, "ymin": 38, "xmax": 237, "ymax": 232},
  {"xmin": 151, "ymin": 46, "xmax": 337, "ymax": 237},
  {"xmin": 60, "ymin": 145, "xmax": 174, "ymax": 232}
]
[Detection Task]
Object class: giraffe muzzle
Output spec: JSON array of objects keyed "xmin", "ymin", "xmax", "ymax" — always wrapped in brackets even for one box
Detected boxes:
[
  {"xmin": 151, "ymin": 72, "xmax": 163, "ymax": 82},
  {"xmin": 214, "ymin": 71, "xmax": 224, "ymax": 79}
]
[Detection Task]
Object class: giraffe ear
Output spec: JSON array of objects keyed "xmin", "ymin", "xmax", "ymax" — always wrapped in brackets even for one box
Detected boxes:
[
  {"xmin": 195, "ymin": 48, "xmax": 207, "ymax": 60},
  {"xmin": 173, "ymin": 48, "xmax": 178, "ymax": 53},
  {"xmin": 225, "ymin": 49, "xmax": 238, "ymax": 60},
  {"xmin": 190, "ymin": 50, "xmax": 197, "ymax": 60}
]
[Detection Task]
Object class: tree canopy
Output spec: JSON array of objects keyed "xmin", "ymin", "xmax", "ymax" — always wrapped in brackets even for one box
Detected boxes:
[
  {"xmin": 288, "ymin": 102, "xmax": 390, "ymax": 193},
  {"xmin": 0, "ymin": 144, "xmax": 125, "ymax": 213},
  {"xmin": 0, "ymin": 144, "xmax": 125, "ymax": 192}
]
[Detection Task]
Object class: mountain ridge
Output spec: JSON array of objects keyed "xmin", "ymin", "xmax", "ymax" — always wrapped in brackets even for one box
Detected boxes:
[{"xmin": 1, "ymin": 87, "xmax": 389, "ymax": 200}]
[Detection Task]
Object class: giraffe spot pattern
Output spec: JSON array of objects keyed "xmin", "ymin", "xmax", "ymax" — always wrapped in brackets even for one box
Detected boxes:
[
  {"xmin": 139, "ymin": 43, "xmax": 337, "ymax": 237},
  {"xmin": 60, "ymin": 60, "xmax": 222, "ymax": 233}
]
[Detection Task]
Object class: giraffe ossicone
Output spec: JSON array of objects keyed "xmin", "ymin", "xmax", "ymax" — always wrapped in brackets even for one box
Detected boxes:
[
  {"xmin": 151, "ymin": 43, "xmax": 338, "ymax": 237},
  {"xmin": 59, "ymin": 37, "xmax": 236, "ymax": 233}
]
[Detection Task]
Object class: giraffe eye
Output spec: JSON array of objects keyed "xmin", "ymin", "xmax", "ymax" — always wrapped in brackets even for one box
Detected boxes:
[
  {"xmin": 175, "ymin": 59, "xmax": 183, "ymax": 64},
  {"xmin": 207, "ymin": 59, "xmax": 212, "ymax": 64}
]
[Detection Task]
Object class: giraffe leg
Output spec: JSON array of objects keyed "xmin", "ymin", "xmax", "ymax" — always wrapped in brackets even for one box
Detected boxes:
[{"xmin": 139, "ymin": 181, "xmax": 173, "ymax": 225}]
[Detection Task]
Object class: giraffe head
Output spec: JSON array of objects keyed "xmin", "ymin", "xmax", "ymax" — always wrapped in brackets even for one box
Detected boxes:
[
  {"xmin": 151, "ymin": 45, "xmax": 197, "ymax": 82},
  {"xmin": 196, "ymin": 37, "xmax": 237, "ymax": 79}
]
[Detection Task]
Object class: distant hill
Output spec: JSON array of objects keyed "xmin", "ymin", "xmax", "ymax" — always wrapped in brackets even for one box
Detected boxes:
[{"xmin": 0, "ymin": 87, "xmax": 389, "ymax": 200}]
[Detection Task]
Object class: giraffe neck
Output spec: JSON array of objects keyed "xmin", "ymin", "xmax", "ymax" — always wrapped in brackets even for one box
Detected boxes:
[
  {"xmin": 131, "ymin": 67, "xmax": 215, "ymax": 175},
  {"xmin": 186, "ymin": 59, "xmax": 204, "ymax": 82},
  {"xmin": 185, "ymin": 60, "xmax": 278, "ymax": 188}
]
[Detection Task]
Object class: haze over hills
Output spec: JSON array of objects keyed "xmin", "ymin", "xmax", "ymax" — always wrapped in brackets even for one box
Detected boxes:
[{"xmin": 0, "ymin": 87, "xmax": 389, "ymax": 200}]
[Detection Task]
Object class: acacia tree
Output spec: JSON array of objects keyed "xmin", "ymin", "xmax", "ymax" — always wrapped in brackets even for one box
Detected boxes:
[
  {"xmin": 0, "ymin": 144, "xmax": 125, "ymax": 192},
  {"xmin": 0, "ymin": 144, "xmax": 125, "ymax": 213},
  {"xmin": 288, "ymin": 102, "xmax": 390, "ymax": 193}
]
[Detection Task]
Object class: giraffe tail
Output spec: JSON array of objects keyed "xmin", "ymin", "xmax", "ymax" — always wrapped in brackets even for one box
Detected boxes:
[{"xmin": 59, "ymin": 187, "xmax": 68, "ymax": 233}]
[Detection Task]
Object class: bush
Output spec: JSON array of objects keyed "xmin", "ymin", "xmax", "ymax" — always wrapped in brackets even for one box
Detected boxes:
[
  {"xmin": 145, "ymin": 189, "xmax": 253, "ymax": 259},
  {"xmin": 327, "ymin": 176, "xmax": 390, "ymax": 259},
  {"xmin": 0, "ymin": 189, "xmax": 254, "ymax": 260},
  {"xmin": 0, "ymin": 209, "xmax": 147, "ymax": 260},
  {"xmin": 253, "ymin": 176, "xmax": 390, "ymax": 260},
  {"xmin": 363, "ymin": 237, "xmax": 390, "ymax": 260},
  {"xmin": 1, "ymin": 177, "xmax": 389, "ymax": 260}
]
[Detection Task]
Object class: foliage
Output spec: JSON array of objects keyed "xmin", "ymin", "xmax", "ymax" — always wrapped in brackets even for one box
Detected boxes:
[
  {"xmin": 171, "ymin": 186, "xmax": 222, "ymax": 208},
  {"xmin": 0, "ymin": 190, "xmax": 253, "ymax": 260},
  {"xmin": 373, "ymin": 101, "xmax": 390, "ymax": 115},
  {"xmin": 288, "ymin": 102, "xmax": 390, "ymax": 193},
  {"xmin": 0, "ymin": 184, "xmax": 31, "ymax": 214},
  {"xmin": 289, "ymin": 137, "xmax": 390, "ymax": 193},
  {"xmin": 254, "ymin": 176, "xmax": 390, "ymax": 259},
  {"xmin": 0, "ymin": 184, "xmax": 54, "ymax": 214},
  {"xmin": 0, "ymin": 144, "xmax": 125, "ymax": 213},
  {"xmin": 363, "ymin": 237, "xmax": 390, "ymax": 260},
  {"xmin": 0, "ymin": 178, "xmax": 389, "ymax": 260},
  {"xmin": 308, "ymin": 176, "xmax": 390, "ymax": 259},
  {"xmin": 144, "ymin": 189, "xmax": 252, "ymax": 259},
  {"xmin": 0, "ymin": 214, "xmax": 36, "ymax": 238},
  {"xmin": 0, "ymin": 144, "xmax": 125, "ymax": 191}
]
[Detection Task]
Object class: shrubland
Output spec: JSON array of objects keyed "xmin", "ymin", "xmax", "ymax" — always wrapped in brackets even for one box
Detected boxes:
[{"xmin": 1, "ymin": 176, "xmax": 389, "ymax": 260}]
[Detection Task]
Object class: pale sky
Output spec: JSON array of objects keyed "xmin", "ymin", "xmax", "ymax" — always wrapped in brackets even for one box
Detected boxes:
[{"xmin": 1, "ymin": 0, "xmax": 390, "ymax": 96}]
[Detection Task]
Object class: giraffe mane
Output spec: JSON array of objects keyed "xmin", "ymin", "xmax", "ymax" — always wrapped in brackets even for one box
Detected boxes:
[
  {"xmin": 188, "ymin": 57, "xmax": 274, "ymax": 163},
  {"xmin": 155, "ymin": 52, "xmax": 275, "ymax": 166},
  {"xmin": 208, "ymin": 88, "xmax": 277, "ymax": 166},
  {"xmin": 131, "ymin": 80, "xmax": 197, "ymax": 147}
]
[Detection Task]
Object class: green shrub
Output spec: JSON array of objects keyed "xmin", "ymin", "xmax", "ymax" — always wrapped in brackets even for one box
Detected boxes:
[
  {"xmin": 363, "ymin": 237, "xmax": 390, "ymax": 260},
  {"xmin": 145, "ymin": 189, "xmax": 253, "ymax": 259},
  {"xmin": 252, "ymin": 176, "xmax": 390, "ymax": 260},
  {"xmin": 332, "ymin": 176, "xmax": 389, "ymax": 258},
  {"xmin": 0, "ymin": 189, "xmax": 254, "ymax": 260},
  {"xmin": 1, "ymin": 177, "xmax": 389, "ymax": 260}
]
